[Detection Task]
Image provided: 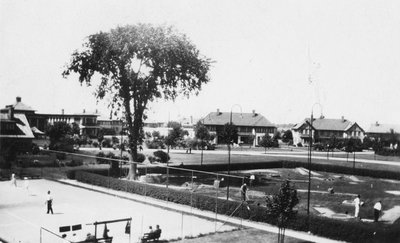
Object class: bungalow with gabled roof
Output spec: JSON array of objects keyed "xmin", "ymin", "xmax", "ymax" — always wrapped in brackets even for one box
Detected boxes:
[
  {"xmin": 292, "ymin": 116, "xmax": 364, "ymax": 146},
  {"xmin": 201, "ymin": 109, "xmax": 276, "ymax": 146},
  {"xmin": 366, "ymin": 122, "xmax": 400, "ymax": 142}
]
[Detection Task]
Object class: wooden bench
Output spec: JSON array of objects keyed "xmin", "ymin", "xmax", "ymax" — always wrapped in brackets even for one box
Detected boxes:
[{"xmin": 141, "ymin": 229, "xmax": 161, "ymax": 242}]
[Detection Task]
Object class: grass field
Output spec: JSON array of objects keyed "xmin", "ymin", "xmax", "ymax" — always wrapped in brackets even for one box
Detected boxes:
[{"xmin": 173, "ymin": 228, "xmax": 310, "ymax": 243}]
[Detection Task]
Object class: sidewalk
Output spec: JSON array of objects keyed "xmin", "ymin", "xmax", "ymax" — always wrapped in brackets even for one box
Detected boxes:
[{"xmin": 58, "ymin": 179, "xmax": 344, "ymax": 243}]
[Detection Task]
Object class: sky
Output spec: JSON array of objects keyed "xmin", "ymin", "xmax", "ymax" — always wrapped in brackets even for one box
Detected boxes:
[{"xmin": 1, "ymin": 0, "xmax": 400, "ymax": 129}]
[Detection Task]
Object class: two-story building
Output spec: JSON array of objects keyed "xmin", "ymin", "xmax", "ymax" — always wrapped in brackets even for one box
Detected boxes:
[
  {"xmin": 292, "ymin": 116, "xmax": 365, "ymax": 146},
  {"xmin": 201, "ymin": 109, "xmax": 276, "ymax": 146},
  {"xmin": 366, "ymin": 122, "xmax": 400, "ymax": 142},
  {"xmin": 0, "ymin": 106, "xmax": 35, "ymax": 154},
  {"xmin": 1, "ymin": 97, "xmax": 100, "ymax": 138}
]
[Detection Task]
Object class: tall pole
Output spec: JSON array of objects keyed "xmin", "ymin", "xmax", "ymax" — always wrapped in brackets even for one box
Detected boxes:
[
  {"xmin": 307, "ymin": 111, "xmax": 313, "ymax": 230},
  {"xmin": 226, "ymin": 111, "xmax": 232, "ymax": 200},
  {"xmin": 120, "ymin": 122, "xmax": 123, "ymax": 178}
]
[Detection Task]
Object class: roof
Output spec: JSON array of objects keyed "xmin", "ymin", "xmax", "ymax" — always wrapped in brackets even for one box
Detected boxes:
[
  {"xmin": 11, "ymin": 101, "xmax": 35, "ymax": 112},
  {"xmin": 0, "ymin": 113, "xmax": 34, "ymax": 138},
  {"xmin": 293, "ymin": 118, "xmax": 355, "ymax": 131},
  {"xmin": 31, "ymin": 126, "xmax": 45, "ymax": 135},
  {"xmin": 201, "ymin": 112, "xmax": 275, "ymax": 127},
  {"xmin": 366, "ymin": 123, "xmax": 400, "ymax": 134}
]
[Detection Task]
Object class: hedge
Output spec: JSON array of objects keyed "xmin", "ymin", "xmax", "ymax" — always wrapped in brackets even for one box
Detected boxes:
[
  {"xmin": 75, "ymin": 171, "xmax": 400, "ymax": 242},
  {"xmin": 179, "ymin": 160, "xmax": 400, "ymax": 180}
]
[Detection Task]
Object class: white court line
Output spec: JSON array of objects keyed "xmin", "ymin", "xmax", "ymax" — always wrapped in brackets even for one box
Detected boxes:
[{"xmin": 3, "ymin": 211, "xmax": 39, "ymax": 229}]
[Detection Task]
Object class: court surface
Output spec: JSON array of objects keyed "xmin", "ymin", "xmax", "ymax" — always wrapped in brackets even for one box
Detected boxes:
[{"xmin": 0, "ymin": 179, "xmax": 235, "ymax": 243}]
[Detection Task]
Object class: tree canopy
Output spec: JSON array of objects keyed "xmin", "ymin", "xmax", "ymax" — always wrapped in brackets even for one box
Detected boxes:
[
  {"xmin": 63, "ymin": 24, "xmax": 211, "ymax": 179},
  {"xmin": 194, "ymin": 121, "xmax": 210, "ymax": 146},
  {"xmin": 220, "ymin": 123, "xmax": 238, "ymax": 145}
]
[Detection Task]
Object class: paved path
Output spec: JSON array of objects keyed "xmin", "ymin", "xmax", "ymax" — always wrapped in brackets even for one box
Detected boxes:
[
  {"xmin": 59, "ymin": 179, "xmax": 344, "ymax": 243},
  {"xmin": 164, "ymin": 148, "xmax": 400, "ymax": 167}
]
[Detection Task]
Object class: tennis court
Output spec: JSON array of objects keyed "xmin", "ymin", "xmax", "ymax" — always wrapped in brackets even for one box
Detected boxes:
[{"xmin": 0, "ymin": 179, "xmax": 236, "ymax": 243}]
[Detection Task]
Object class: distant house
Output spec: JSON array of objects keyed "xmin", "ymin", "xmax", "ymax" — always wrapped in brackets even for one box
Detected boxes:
[
  {"xmin": 366, "ymin": 122, "xmax": 400, "ymax": 141},
  {"xmin": 292, "ymin": 116, "xmax": 364, "ymax": 146},
  {"xmin": 0, "ymin": 106, "xmax": 34, "ymax": 154},
  {"xmin": 1, "ymin": 97, "xmax": 100, "ymax": 138},
  {"xmin": 201, "ymin": 109, "xmax": 276, "ymax": 146}
]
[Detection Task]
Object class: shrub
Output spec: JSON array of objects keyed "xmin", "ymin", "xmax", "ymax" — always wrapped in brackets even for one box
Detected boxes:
[
  {"xmin": 32, "ymin": 144, "xmax": 40, "ymax": 155},
  {"xmin": 66, "ymin": 159, "xmax": 83, "ymax": 167},
  {"xmin": 148, "ymin": 156, "xmax": 156, "ymax": 163},
  {"xmin": 296, "ymin": 142, "xmax": 303, "ymax": 147},
  {"xmin": 56, "ymin": 152, "xmax": 66, "ymax": 160},
  {"xmin": 135, "ymin": 153, "xmax": 146, "ymax": 163},
  {"xmin": 147, "ymin": 140, "xmax": 165, "ymax": 149},
  {"xmin": 96, "ymin": 152, "xmax": 108, "ymax": 164},
  {"xmin": 153, "ymin": 150, "xmax": 170, "ymax": 163},
  {"xmin": 102, "ymin": 138, "xmax": 112, "ymax": 148},
  {"xmin": 92, "ymin": 141, "xmax": 99, "ymax": 148}
]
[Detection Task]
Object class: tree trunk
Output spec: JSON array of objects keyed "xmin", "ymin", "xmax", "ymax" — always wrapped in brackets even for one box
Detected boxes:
[
  {"xmin": 127, "ymin": 133, "xmax": 138, "ymax": 180},
  {"xmin": 201, "ymin": 147, "xmax": 204, "ymax": 166}
]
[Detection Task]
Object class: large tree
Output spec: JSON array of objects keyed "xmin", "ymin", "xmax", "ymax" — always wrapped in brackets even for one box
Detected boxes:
[{"xmin": 63, "ymin": 24, "xmax": 211, "ymax": 179}]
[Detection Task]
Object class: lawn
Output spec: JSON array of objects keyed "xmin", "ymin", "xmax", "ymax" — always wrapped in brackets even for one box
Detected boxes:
[{"xmin": 172, "ymin": 228, "xmax": 310, "ymax": 243}]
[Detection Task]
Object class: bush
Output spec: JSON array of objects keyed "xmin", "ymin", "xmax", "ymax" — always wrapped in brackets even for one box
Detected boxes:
[
  {"xmin": 375, "ymin": 147, "xmax": 400, "ymax": 156},
  {"xmin": 135, "ymin": 153, "xmax": 146, "ymax": 163},
  {"xmin": 66, "ymin": 159, "xmax": 83, "ymax": 167},
  {"xmin": 148, "ymin": 156, "xmax": 156, "ymax": 163},
  {"xmin": 297, "ymin": 142, "xmax": 303, "ymax": 147},
  {"xmin": 56, "ymin": 152, "xmax": 66, "ymax": 160},
  {"xmin": 102, "ymin": 138, "xmax": 112, "ymax": 148},
  {"xmin": 96, "ymin": 152, "xmax": 108, "ymax": 164},
  {"xmin": 92, "ymin": 141, "xmax": 99, "ymax": 148},
  {"xmin": 32, "ymin": 144, "xmax": 40, "ymax": 155},
  {"xmin": 153, "ymin": 150, "xmax": 170, "ymax": 163},
  {"xmin": 145, "ymin": 139, "xmax": 166, "ymax": 149}
]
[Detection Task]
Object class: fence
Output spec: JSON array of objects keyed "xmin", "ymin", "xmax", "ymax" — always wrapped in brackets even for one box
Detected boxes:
[{"xmin": 20, "ymin": 149, "xmax": 252, "ymax": 237}]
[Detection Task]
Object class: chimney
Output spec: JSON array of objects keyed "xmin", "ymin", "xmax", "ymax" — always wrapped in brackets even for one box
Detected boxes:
[
  {"xmin": 341, "ymin": 116, "xmax": 345, "ymax": 122},
  {"xmin": 62, "ymin": 109, "xmax": 64, "ymax": 115},
  {"xmin": 16, "ymin": 97, "xmax": 21, "ymax": 103},
  {"xmin": 252, "ymin": 110, "xmax": 256, "ymax": 116},
  {"xmin": 83, "ymin": 109, "xmax": 86, "ymax": 113},
  {"xmin": 376, "ymin": 121, "xmax": 379, "ymax": 126},
  {"xmin": 95, "ymin": 109, "xmax": 98, "ymax": 114},
  {"xmin": 6, "ymin": 105, "xmax": 14, "ymax": 119},
  {"xmin": 217, "ymin": 109, "xmax": 220, "ymax": 115}
]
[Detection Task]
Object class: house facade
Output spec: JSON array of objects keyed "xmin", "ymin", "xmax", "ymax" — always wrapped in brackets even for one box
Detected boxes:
[
  {"xmin": 366, "ymin": 122, "xmax": 400, "ymax": 142},
  {"xmin": 292, "ymin": 116, "xmax": 365, "ymax": 146},
  {"xmin": 201, "ymin": 109, "xmax": 276, "ymax": 146},
  {"xmin": 0, "ymin": 106, "xmax": 35, "ymax": 154},
  {"xmin": 1, "ymin": 97, "xmax": 100, "ymax": 138}
]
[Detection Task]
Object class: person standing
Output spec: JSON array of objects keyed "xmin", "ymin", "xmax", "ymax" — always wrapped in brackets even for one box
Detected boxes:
[
  {"xmin": 249, "ymin": 175, "xmax": 255, "ymax": 186},
  {"xmin": 240, "ymin": 183, "xmax": 248, "ymax": 201},
  {"xmin": 354, "ymin": 194, "xmax": 361, "ymax": 218},
  {"xmin": 24, "ymin": 177, "xmax": 29, "ymax": 192},
  {"xmin": 10, "ymin": 173, "xmax": 17, "ymax": 187},
  {"xmin": 45, "ymin": 190, "xmax": 53, "ymax": 214},
  {"xmin": 373, "ymin": 201, "xmax": 382, "ymax": 222}
]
